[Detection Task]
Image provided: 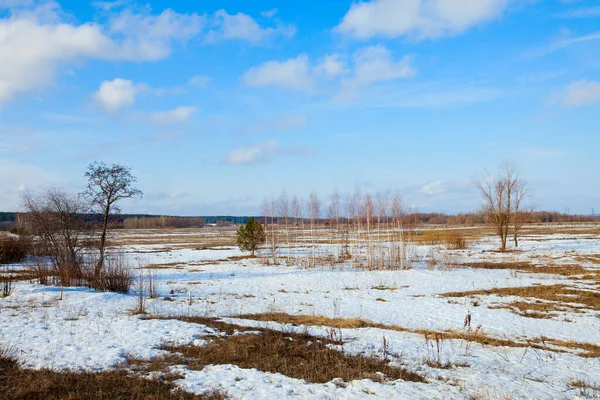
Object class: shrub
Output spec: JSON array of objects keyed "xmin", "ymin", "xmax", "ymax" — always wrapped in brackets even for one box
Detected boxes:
[
  {"xmin": 95, "ymin": 256, "xmax": 132, "ymax": 294},
  {"xmin": 0, "ymin": 235, "xmax": 31, "ymax": 264}
]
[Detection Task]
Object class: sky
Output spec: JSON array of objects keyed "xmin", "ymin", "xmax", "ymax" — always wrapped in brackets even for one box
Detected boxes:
[{"xmin": 0, "ymin": 0, "xmax": 599, "ymax": 216}]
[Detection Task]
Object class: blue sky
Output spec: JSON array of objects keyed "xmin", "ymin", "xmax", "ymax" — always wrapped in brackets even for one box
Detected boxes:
[{"xmin": 0, "ymin": 0, "xmax": 599, "ymax": 216}]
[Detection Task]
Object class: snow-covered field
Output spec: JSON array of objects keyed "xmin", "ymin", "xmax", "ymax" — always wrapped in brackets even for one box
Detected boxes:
[{"xmin": 2, "ymin": 226, "xmax": 600, "ymax": 399}]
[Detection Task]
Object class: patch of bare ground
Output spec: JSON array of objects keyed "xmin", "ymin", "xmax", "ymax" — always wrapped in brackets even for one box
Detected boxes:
[
  {"xmin": 146, "ymin": 316, "xmax": 425, "ymax": 384},
  {"xmin": 0, "ymin": 348, "xmax": 224, "ymax": 400},
  {"xmin": 235, "ymin": 312, "xmax": 600, "ymax": 358}
]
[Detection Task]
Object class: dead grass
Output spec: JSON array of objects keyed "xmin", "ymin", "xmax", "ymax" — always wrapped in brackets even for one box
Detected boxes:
[
  {"xmin": 441, "ymin": 284, "xmax": 600, "ymax": 313},
  {"xmin": 147, "ymin": 315, "xmax": 424, "ymax": 384},
  {"xmin": 458, "ymin": 261, "xmax": 593, "ymax": 276},
  {"xmin": 0, "ymin": 349, "xmax": 224, "ymax": 400},
  {"xmin": 235, "ymin": 312, "xmax": 600, "ymax": 358},
  {"xmin": 165, "ymin": 329, "xmax": 424, "ymax": 384}
]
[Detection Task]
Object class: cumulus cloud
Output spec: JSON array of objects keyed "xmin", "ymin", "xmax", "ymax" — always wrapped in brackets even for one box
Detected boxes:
[
  {"xmin": 335, "ymin": 0, "xmax": 512, "ymax": 40},
  {"xmin": 93, "ymin": 78, "xmax": 138, "ymax": 111},
  {"xmin": 555, "ymin": 80, "xmax": 600, "ymax": 107},
  {"xmin": 0, "ymin": 2, "xmax": 294, "ymax": 104},
  {"xmin": 150, "ymin": 106, "xmax": 197, "ymax": 125},
  {"xmin": 205, "ymin": 9, "xmax": 295, "ymax": 43},
  {"xmin": 243, "ymin": 55, "xmax": 314, "ymax": 93},
  {"xmin": 315, "ymin": 54, "xmax": 349, "ymax": 79},
  {"xmin": 0, "ymin": 3, "xmax": 202, "ymax": 104},
  {"xmin": 349, "ymin": 45, "xmax": 415, "ymax": 86},
  {"xmin": 243, "ymin": 45, "xmax": 414, "ymax": 97},
  {"xmin": 337, "ymin": 45, "xmax": 415, "ymax": 101}
]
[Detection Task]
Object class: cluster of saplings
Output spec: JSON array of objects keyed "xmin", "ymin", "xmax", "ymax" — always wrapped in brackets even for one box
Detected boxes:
[
  {"xmin": 235, "ymin": 162, "xmax": 531, "ymax": 269},
  {"xmin": 3, "ymin": 162, "xmax": 142, "ymax": 293}
]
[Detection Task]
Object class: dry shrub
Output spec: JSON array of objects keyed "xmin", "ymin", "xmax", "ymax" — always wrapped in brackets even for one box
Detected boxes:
[
  {"xmin": 0, "ymin": 235, "xmax": 31, "ymax": 264},
  {"xmin": 0, "ymin": 348, "xmax": 222, "ymax": 400},
  {"xmin": 94, "ymin": 256, "xmax": 132, "ymax": 294},
  {"xmin": 444, "ymin": 231, "xmax": 469, "ymax": 250}
]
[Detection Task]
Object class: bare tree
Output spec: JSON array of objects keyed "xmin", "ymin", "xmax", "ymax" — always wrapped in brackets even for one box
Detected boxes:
[
  {"xmin": 512, "ymin": 181, "xmax": 530, "ymax": 247},
  {"xmin": 476, "ymin": 162, "xmax": 526, "ymax": 252},
  {"xmin": 83, "ymin": 162, "xmax": 142, "ymax": 278},
  {"xmin": 21, "ymin": 189, "xmax": 91, "ymax": 286}
]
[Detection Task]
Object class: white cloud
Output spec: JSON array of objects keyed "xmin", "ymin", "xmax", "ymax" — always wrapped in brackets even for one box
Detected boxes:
[
  {"xmin": 350, "ymin": 45, "xmax": 415, "ymax": 86},
  {"xmin": 421, "ymin": 181, "xmax": 446, "ymax": 195},
  {"xmin": 188, "ymin": 75, "xmax": 211, "ymax": 87},
  {"xmin": 226, "ymin": 139, "xmax": 311, "ymax": 165},
  {"xmin": 93, "ymin": 78, "xmax": 138, "ymax": 111},
  {"xmin": 150, "ymin": 106, "xmax": 197, "ymax": 125},
  {"xmin": 261, "ymin": 8, "xmax": 278, "ymax": 18},
  {"xmin": 243, "ymin": 46, "xmax": 415, "ymax": 99},
  {"xmin": 558, "ymin": 6, "xmax": 600, "ymax": 18},
  {"xmin": 557, "ymin": 80, "xmax": 600, "ymax": 107},
  {"xmin": 227, "ymin": 140, "xmax": 277, "ymax": 165},
  {"xmin": 315, "ymin": 54, "xmax": 349, "ymax": 79},
  {"xmin": 106, "ymin": 8, "xmax": 204, "ymax": 60},
  {"xmin": 0, "ymin": 3, "xmax": 203, "ymax": 104},
  {"xmin": 205, "ymin": 9, "xmax": 295, "ymax": 43},
  {"xmin": 335, "ymin": 0, "xmax": 512, "ymax": 40},
  {"xmin": 337, "ymin": 45, "xmax": 415, "ymax": 101},
  {"xmin": 243, "ymin": 54, "xmax": 314, "ymax": 93}
]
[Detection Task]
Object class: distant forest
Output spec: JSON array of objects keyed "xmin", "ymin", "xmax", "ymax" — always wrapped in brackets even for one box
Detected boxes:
[
  {"xmin": 0, "ymin": 212, "xmax": 250, "ymax": 230},
  {"xmin": 1, "ymin": 211, "xmax": 599, "ymax": 231}
]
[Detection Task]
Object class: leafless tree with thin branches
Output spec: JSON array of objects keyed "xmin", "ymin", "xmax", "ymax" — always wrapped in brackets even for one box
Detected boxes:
[{"xmin": 476, "ymin": 162, "xmax": 527, "ymax": 252}]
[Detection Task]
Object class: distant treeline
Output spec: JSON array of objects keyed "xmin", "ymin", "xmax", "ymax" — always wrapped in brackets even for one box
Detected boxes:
[
  {"xmin": 0, "ymin": 212, "xmax": 254, "ymax": 230},
  {"xmin": 1, "ymin": 211, "xmax": 599, "ymax": 231}
]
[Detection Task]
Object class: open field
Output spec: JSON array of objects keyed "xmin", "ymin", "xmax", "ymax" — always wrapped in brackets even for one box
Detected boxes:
[{"xmin": 2, "ymin": 224, "xmax": 600, "ymax": 399}]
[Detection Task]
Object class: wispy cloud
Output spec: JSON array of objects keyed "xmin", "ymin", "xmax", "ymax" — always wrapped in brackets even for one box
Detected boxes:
[
  {"xmin": 550, "ymin": 79, "xmax": 600, "ymax": 107},
  {"xmin": 225, "ymin": 140, "xmax": 312, "ymax": 165},
  {"xmin": 557, "ymin": 6, "xmax": 600, "ymax": 19}
]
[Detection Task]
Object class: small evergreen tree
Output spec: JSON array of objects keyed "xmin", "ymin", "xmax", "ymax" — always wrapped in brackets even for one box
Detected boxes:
[{"xmin": 236, "ymin": 217, "xmax": 265, "ymax": 256}]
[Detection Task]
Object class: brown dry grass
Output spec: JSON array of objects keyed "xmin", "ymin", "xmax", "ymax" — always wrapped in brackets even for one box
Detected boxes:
[
  {"xmin": 458, "ymin": 261, "xmax": 593, "ymax": 277},
  {"xmin": 441, "ymin": 284, "xmax": 600, "ymax": 312},
  {"xmin": 108, "ymin": 228, "xmax": 237, "ymax": 249},
  {"xmin": 235, "ymin": 312, "xmax": 600, "ymax": 358},
  {"xmin": 0, "ymin": 350, "xmax": 224, "ymax": 400},
  {"xmin": 147, "ymin": 315, "xmax": 424, "ymax": 384},
  {"xmin": 416, "ymin": 229, "xmax": 473, "ymax": 248}
]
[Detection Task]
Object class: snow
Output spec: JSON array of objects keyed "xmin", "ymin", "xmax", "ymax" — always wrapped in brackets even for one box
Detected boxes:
[{"xmin": 1, "ymin": 227, "xmax": 600, "ymax": 399}]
